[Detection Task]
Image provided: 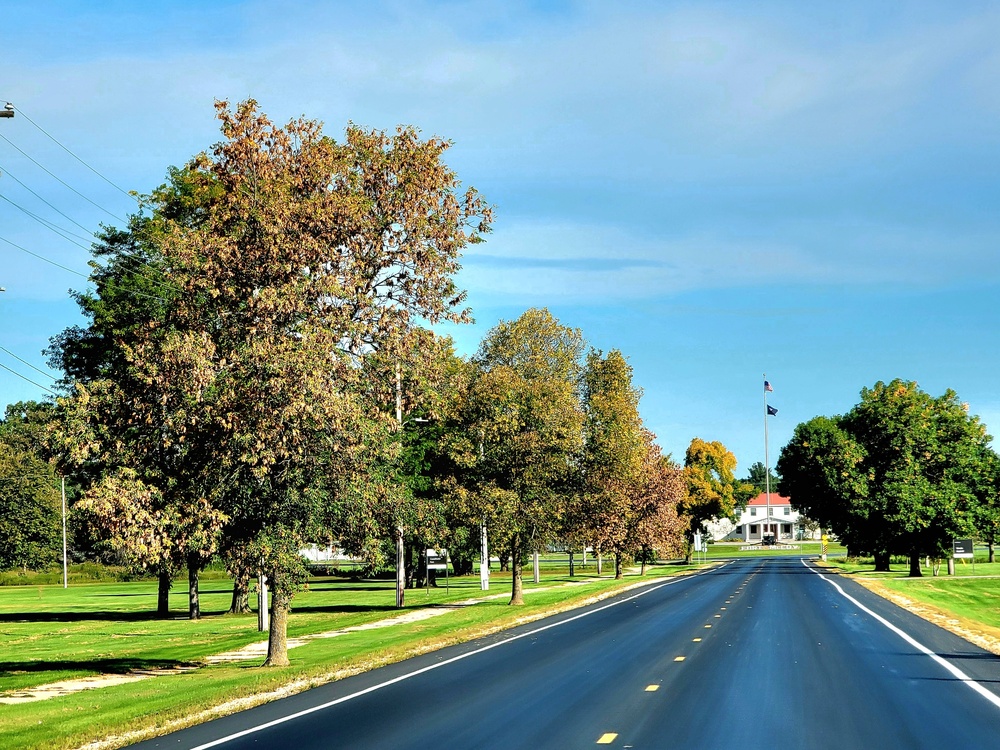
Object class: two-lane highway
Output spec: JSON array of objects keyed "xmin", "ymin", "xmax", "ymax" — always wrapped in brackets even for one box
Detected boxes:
[{"xmin": 133, "ymin": 558, "xmax": 1000, "ymax": 749}]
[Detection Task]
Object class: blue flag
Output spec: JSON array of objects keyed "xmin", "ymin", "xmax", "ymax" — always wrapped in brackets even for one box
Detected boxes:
[{"xmin": 767, "ymin": 405, "xmax": 778, "ymax": 416}]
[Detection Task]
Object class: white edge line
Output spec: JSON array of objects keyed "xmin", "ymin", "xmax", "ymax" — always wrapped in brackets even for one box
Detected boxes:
[
  {"xmin": 801, "ymin": 559, "xmax": 1000, "ymax": 711},
  {"xmin": 190, "ymin": 565, "xmax": 724, "ymax": 749}
]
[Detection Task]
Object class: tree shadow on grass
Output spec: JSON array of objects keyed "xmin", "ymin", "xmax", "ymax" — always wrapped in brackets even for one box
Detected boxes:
[
  {"xmin": 0, "ymin": 608, "xmax": 234, "ymax": 623},
  {"xmin": 0, "ymin": 657, "xmax": 198, "ymax": 678}
]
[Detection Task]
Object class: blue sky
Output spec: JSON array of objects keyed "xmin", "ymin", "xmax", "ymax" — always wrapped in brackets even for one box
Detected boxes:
[{"xmin": 2, "ymin": 1, "xmax": 999, "ymax": 472}]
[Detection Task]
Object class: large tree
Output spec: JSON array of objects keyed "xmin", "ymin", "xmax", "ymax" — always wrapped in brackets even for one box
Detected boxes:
[
  {"xmin": 680, "ymin": 438, "xmax": 749, "ymax": 560},
  {"xmin": 0, "ymin": 403, "xmax": 67, "ymax": 573},
  {"xmin": 78, "ymin": 99, "xmax": 490, "ymax": 665},
  {"xmin": 465, "ymin": 308, "xmax": 585, "ymax": 605},
  {"xmin": 778, "ymin": 380, "xmax": 994, "ymax": 574},
  {"xmin": 577, "ymin": 349, "xmax": 646, "ymax": 578}
]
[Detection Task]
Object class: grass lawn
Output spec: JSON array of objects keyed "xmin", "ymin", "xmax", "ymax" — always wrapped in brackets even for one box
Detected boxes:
[
  {"xmin": 705, "ymin": 541, "xmax": 848, "ymax": 559},
  {"xmin": 0, "ymin": 560, "xmax": 697, "ymax": 750}
]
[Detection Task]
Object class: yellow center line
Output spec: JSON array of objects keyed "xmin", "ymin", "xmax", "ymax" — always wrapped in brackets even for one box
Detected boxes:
[
  {"xmin": 704, "ymin": 624, "xmax": 712, "ymax": 628},
  {"xmin": 645, "ymin": 684, "xmax": 660, "ymax": 692},
  {"xmin": 597, "ymin": 732, "xmax": 618, "ymax": 744},
  {"xmin": 714, "ymin": 614, "xmax": 721, "ymax": 618},
  {"xmin": 692, "ymin": 637, "xmax": 702, "ymax": 642},
  {"xmin": 674, "ymin": 656, "xmax": 685, "ymax": 662}
]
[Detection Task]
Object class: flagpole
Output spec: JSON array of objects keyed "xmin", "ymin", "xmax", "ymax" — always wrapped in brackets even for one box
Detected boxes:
[{"xmin": 763, "ymin": 373, "xmax": 771, "ymax": 543}]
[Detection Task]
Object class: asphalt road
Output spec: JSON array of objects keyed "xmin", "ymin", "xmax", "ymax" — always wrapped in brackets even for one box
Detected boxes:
[{"xmin": 132, "ymin": 558, "xmax": 1000, "ymax": 749}]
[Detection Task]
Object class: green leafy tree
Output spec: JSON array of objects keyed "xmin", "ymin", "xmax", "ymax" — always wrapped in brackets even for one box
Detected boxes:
[
  {"xmin": 742, "ymin": 461, "xmax": 780, "ymax": 495},
  {"xmin": 465, "ymin": 308, "xmax": 586, "ymax": 604},
  {"xmin": 0, "ymin": 442, "xmax": 61, "ymax": 572},
  {"xmin": 778, "ymin": 380, "xmax": 994, "ymax": 574}
]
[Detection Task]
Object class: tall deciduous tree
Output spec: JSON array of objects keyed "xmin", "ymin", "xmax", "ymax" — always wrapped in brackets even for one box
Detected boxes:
[
  {"xmin": 578, "ymin": 349, "xmax": 645, "ymax": 578},
  {"xmin": 466, "ymin": 308, "xmax": 585, "ymax": 604},
  {"xmin": 78, "ymin": 99, "xmax": 491, "ymax": 665},
  {"xmin": 680, "ymin": 438, "xmax": 748, "ymax": 560},
  {"xmin": 778, "ymin": 380, "xmax": 994, "ymax": 574}
]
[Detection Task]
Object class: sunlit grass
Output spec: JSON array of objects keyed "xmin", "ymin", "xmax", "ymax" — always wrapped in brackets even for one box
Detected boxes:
[{"xmin": 0, "ymin": 561, "xmax": 697, "ymax": 750}]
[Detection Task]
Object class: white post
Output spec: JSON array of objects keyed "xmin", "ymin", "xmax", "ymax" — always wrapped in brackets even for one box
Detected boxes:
[
  {"xmin": 61, "ymin": 477, "xmax": 67, "ymax": 589},
  {"xmin": 395, "ymin": 363, "xmax": 406, "ymax": 608},
  {"xmin": 533, "ymin": 550, "xmax": 540, "ymax": 584},
  {"xmin": 480, "ymin": 522, "xmax": 490, "ymax": 590},
  {"xmin": 257, "ymin": 574, "xmax": 269, "ymax": 632},
  {"xmin": 763, "ymin": 374, "xmax": 771, "ymax": 544}
]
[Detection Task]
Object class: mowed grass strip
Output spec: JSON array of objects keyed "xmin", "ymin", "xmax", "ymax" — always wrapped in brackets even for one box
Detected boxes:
[{"xmin": 1, "ymin": 562, "xmax": 696, "ymax": 750}]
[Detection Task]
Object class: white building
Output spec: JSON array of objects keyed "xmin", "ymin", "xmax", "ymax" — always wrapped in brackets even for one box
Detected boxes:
[{"xmin": 705, "ymin": 492, "xmax": 819, "ymax": 543}]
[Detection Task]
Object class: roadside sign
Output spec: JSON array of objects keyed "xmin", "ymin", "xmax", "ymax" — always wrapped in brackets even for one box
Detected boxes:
[
  {"xmin": 426, "ymin": 549, "xmax": 449, "ymax": 570},
  {"xmin": 953, "ymin": 539, "xmax": 974, "ymax": 559},
  {"xmin": 426, "ymin": 549, "xmax": 450, "ymax": 594}
]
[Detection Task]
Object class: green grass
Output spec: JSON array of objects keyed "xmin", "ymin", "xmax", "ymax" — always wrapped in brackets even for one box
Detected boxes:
[
  {"xmin": 704, "ymin": 541, "xmax": 847, "ymax": 559},
  {"xmin": 0, "ymin": 561, "xmax": 697, "ymax": 749}
]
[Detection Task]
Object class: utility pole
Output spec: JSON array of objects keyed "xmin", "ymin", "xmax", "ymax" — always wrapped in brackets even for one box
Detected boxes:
[
  {"xmin": 0, "ymin": 103, "xmax": 13, "ymax": 118},
  {"xmin": 395, "ymin": 364, "xmax": 406, "ymax": 608}
]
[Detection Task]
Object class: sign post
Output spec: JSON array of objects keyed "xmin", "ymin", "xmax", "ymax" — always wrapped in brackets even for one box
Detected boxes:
[
  {"xmin": 426, "ymin": 548, "xmax": 449, "ymax": 594},
  {"xmin": 953, "ymin": 538, "xmax": 974, "ymax": 574}
]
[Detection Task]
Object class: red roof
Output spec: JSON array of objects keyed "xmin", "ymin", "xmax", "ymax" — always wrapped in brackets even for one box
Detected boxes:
[{"xmin": 747, "ymin": 492, "xmax": 790, "ymax": 506}]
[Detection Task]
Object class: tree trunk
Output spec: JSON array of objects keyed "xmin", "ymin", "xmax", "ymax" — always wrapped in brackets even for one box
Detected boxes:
[
  {"xmin": 509, "ymin": 536, "xmax": 524, "ymax": 605},
  {"xmin": 614, "ymin": 552, "xmax": 624, "ymax": 580},
  {"xmin": 568, "ymin": 550, "xmax": 575, "ymax": 578},
  {"xmin": 263, "ymin": 587, "xmax": 290, "ymax": 667},
  {"xmin": 990, "ymin": 541, "xmax": 995, "ymax": 564},
  {"xmin": 187, "ymin": 553, "xmax": 201, "ymax": 619},
  {"xmin": 908, "ymin": 553, "xmax": 923, "ymax": 578},
  {"xmin": 597, "ymin": 547, "xmax": 603, "ymax": 576},
  {"xmin": 157, "ymin": 569, "xmax": 172, "ymax": 617},
  {"xmin": 229, "ymin": 573, "xmax": 250, "ymax": 614},
  {"xmin": 874, "ymin": 550, "xmax": 891, "ymax": 572}
]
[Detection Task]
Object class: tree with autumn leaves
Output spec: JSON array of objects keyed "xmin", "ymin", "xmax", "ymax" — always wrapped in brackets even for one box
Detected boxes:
[
  {"xmin": 48, "ymin": 99, "xmax": 700, "ymax": 667},
  {"xmin": 57, "ymin": 99, "xmax": 492, "ymax": 665},
  {"xmin": 576, "ymin": 350, "xmax": 685, "ymax": 578}
]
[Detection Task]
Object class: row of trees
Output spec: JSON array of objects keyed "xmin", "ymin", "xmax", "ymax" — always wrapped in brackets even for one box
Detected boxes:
[
  {"xmin": 5, "ymin": 101, "xmax": 745, "ymax": 667},
  {"xmin": 778, "ymin": 380, "xmax": 1000, "ymax": 574}
]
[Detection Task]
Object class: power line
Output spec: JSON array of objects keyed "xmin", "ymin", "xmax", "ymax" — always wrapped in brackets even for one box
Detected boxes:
[
  {"xmin": 0, "ymin": 160, "xmax": 100, "ymax": 237},
  {"xmin": 0, "ymin": 345, "xmax": 58, "ymax": 381},
  {"xmin": 0, "ymin": 232, "xmax": 89, "ymax": 278},
  {"xmin": 0, "ymin": 360, "xmax": 58, "ymax": 395},
  {"xmin": 0, "ymin": 193, "xmax": 94, "ymax": 249},
  {"xmin": 0, "ymin": 132, "xmax": 126, "ymax": 223},
  {"xmin": 11, "ymin": 103, "xmax": 139, "ymax": 205}
]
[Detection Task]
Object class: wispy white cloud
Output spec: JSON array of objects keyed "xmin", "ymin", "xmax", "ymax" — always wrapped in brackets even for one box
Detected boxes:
[{"xmin": 460, "ymin": 218, "xmax": 1000, "ymax": 304}]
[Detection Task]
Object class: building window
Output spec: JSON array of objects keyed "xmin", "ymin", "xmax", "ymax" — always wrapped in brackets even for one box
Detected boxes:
[
  {"xmin": 750, "ymin": 508, "xmax": 757, "ymax": 516},
  {"xmin": 784, "ymin": 507, "xmax": 790, "ymax": 515},
  {"xmin": 750, "ymin": 524, "xmax": 758, "ymax": 534},
  {"xmin": 782, "ymin": 524, "xmax": 791, "ymax": 534},
  {"xmin": 735, "ymin": 526, "xmax": 743, "ymax": 533}
]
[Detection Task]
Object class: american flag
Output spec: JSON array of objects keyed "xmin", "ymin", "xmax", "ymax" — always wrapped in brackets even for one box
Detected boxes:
[{"xmin": 764, "ymin": 380, "xmax": 773, "ymax": 392}]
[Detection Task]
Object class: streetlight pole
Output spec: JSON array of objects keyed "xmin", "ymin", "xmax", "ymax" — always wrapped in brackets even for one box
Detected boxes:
[{"xmin": 0, "ymin": 103, "xmax": 13, "ymax": 118}]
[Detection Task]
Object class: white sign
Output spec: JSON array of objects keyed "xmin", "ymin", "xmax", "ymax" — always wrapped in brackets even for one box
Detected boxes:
[
  {"xmin": 693, "ymin": 532, "xmax": 703, "ymax": 553},
  {"xmin": 426, "ymin": 549, "xmax": 449, "ymax": 570}
]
